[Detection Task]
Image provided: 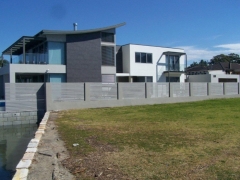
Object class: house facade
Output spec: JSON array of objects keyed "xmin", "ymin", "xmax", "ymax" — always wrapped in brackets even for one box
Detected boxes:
[
  {"xmin": 116, "ymin": 44, "xmax": 187, "ymax": 83},
  {"xmin": 186, "ymin": 62, "xmax": 240, "ymax": 82},
  {"xmin": 0, "ymin": 23, "xmax": 187, "ymax": 98}
]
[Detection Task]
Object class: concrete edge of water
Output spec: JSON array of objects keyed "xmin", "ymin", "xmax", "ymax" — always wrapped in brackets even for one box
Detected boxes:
[{"xmin": 12, "ymin": 111, "xmax": 50, "ymax": 180}]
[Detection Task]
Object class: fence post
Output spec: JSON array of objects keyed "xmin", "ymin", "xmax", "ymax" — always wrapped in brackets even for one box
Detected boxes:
[
  {"xmin": 45, "ymin": 83, "xmax": 51, "ymax": 111},
  {"xmin": 84, "ymin": 83, "xmax": 90, "ymax": 101},
  {"xmin": 117, "ymin": 83, "xmax": 123, "ymax": 100},
  {"xmin": 145, "ymin": 83, "xmax": 151, "ymax": 99},
  {"xmin": 223, "ymin": 83, "xmax": 226, "ymax": 95},
  {"xmin": 189, "ymin": 83, "xmax": 192, "ymax": 97},
  {"xmin": 169, "ymin": 83, "xmax": 174, "ymax": 97},
  {"xmin": 238, "ymin": 82, "xmax": 240, "ymax": 94},
  {"xmin": 207, "ymin": 83, "xmax": 210, "ymax": 96}
]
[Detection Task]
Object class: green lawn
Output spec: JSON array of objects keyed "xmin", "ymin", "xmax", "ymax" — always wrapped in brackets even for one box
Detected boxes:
[{"xmin": 56, "ymin": 98, "xmax": 240, "ymax": 179}]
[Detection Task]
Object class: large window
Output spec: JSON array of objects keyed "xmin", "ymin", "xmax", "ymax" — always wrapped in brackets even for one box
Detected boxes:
[
  {"xmin": 101, "ymin": 32, "xmax": 114, "ymax": 43},
  {"xmin": 166, "ymin": 55, "xmax": 179, "ymax": 71},
  {"xmin": 102, "ymin": 46, "xmax": 115, "ymax": 66},
  {"xmin": 135, "ymin": 52, "xmax": 152, "ymax": 63},
  {"xmin": 48, "ymin": 42, "xmax": 65, "ymax": 65}
]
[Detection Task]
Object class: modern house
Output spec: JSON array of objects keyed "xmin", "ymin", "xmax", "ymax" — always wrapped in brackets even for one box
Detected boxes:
[
  {"xmin": 116, "ymin": 44, "xmax": 187, "ymax": 83},
  {"xmin": 0, "ymin": 22, "xmax": 187, "ymax": 97},
  {"xmin": 186, "ymin": 62, "xmax": 240, "ymax": 82}
]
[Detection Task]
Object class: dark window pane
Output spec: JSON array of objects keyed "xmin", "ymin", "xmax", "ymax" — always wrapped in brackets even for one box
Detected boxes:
[
  {"xmin": 101, "ymin": 32, "xmax": 114, "ymax": 43},
  {"xmin": 141, "ymin": 53, "xmax": 146, "ymax": 63},
  {"xmin": 147, "ymin": 53, "xmax": 152, "ymax": 63},
  {"xmin": 102, "ymin": 46, "xmax": 114, "ymax": 66},
  {"xmin": 146, "ymin": 76, "xmax": 153, "ymax": 82},
  {"xmin": 135, "ymin": 52, "xmax": 141, "ymax": 62}
]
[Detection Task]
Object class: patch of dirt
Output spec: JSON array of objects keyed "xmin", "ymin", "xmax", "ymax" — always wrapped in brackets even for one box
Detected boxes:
[
  {"xmin": 29, "ymin": 112, "xmax": 130, "ymax": 180},
  {"xmin": 28, "ymin": 112, "xmax": 75, "ymax": 180},
  {"xmin": 62, "ymin": 136, "xmax": 130, "ymax": 179}
]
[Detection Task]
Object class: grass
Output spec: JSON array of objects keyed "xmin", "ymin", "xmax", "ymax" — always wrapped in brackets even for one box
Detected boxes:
[{"xmin": 56, "ymin": 98, "xmax": 240, "ymax": 179}]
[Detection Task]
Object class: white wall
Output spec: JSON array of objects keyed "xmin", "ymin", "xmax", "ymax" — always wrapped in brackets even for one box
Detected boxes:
[
  {"xmin": 187, "ymin": 74, "xmax": 211, "ymax": 82},
  {"xmin": 211, "ymin": 74, "xmax": 239, "ymax": 83},
  {"xmin": 187, "ymin": 74, "xmax": 240, "ymax": 83},
  {"xmin": 121, "ymin": 44, "xmax": 185, "ymax": 82},
  {"xmin": 208, "ymin": 70, "xmax": 225, "ymax": 75}
]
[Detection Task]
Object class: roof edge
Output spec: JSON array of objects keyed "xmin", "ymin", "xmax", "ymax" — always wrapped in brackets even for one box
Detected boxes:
[{"xmin": 35, "ymin": 22, "xmax": 126, "ymax": 36}]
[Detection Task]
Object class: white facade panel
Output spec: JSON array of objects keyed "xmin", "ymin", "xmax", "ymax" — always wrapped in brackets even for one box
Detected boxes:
[
  {"xmin": 211, "ymin": 74, "xmax": 239, "ymax": 83},
  {"xmin": 121, "ymin": 44, "xmax": 185, "ymax": 82}
]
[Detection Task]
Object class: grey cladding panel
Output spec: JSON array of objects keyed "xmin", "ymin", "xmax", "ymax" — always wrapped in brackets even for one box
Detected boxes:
[{"xmin": 66, "ymin": 33, "xmax": 102, "ymax": 82}]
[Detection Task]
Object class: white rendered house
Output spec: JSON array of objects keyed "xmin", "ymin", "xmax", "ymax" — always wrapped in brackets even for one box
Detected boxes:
[{"xmin": 116, "ymin": 44, "xmax": 187, "ymax": 82}]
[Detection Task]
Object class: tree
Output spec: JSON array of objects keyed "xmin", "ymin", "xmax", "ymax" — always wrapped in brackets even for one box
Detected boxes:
[
  {"xmin": 188, "ymin": 60, "xmax": 208, "ymax": 67},
  {"xmin": 209, "ymin": 53, "xmax": 240, "ymax": 64}
]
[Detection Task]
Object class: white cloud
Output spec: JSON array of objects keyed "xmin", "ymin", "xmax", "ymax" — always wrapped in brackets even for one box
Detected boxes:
[
  {"xmin": 214, "ymin": 43, "xmax": 240, "ymax": 50},
  {"xmin": 178, "ymin": 43, "xmax": 240, "ymax": 62}
]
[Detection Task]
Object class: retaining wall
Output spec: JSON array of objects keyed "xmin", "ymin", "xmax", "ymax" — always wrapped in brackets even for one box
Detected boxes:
[{"xmin": 0, "ymin": 111, "xmax": 44, "ymax": 126}]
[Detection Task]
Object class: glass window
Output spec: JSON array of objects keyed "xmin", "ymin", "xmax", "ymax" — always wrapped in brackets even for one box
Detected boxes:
[
  {"xmin": 102, "ymin": 46, "xmax": 114, "ymax": 66},
  {"xmin": 48, "ymin": 42, "xmax": 65, "ymax": 65},
  {"xmin": 147, "ymin": 53, "xmax": 152, "ymax": 63},
  {"xmin": 49, "ymin": 74, "xmax": 66, "ymax": 82},
  {"xmin": 146, "ymin": 76, "xmax": 153, "ymax": 82},
  {"xmin": 135, "ymin": 52, "xmax": 152, "ymax": 63},
  {"xmin": 101, "ymin": 32, "xmax": 114, "ymax": 43},
  {"xmin": 141, "ymin": 53, "xmax": 146, "ymax": 63},
  {"xmin": 135, "ymin": 52, "xmax": 141, "ymax": 62}
]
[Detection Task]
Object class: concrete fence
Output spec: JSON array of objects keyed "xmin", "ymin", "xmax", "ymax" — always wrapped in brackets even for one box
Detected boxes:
[{"xmin": 46, "ymin": 82, "xmax": 240, "ymax": 111}]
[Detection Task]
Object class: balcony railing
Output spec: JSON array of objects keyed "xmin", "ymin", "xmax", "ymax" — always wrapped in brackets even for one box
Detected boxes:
[
  {"xmin": 12, "ymin": 53, "xmax": 48, "ymax": 64},
  {"xmin": 166, "ymin": 64, "xmax": 185, "ymax": 71}
]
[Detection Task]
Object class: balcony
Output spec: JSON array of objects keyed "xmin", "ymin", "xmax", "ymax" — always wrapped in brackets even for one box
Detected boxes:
[
  {"xmin": 163, "ymin": 64, "xmax": 186, "ymax": 77},
  {"xmin": 12, "ymin": 53, "xmax": 48, "ymax": 64}
]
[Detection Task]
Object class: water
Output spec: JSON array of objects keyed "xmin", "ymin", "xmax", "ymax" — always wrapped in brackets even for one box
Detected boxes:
[{"xmin": 0, "ymin": 124, "xmax": 37, "ymax": 180}]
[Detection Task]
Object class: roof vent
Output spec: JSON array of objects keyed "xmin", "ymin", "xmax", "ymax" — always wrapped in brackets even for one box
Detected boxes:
[{"xmin": 73, "ymin": 23, "xmax": 77, "ymax": 31}]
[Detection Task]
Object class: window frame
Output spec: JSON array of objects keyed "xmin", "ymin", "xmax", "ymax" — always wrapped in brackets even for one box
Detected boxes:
[{"xmin": 135, "ymin": 52, "xmax": 152, "ymax": 64}]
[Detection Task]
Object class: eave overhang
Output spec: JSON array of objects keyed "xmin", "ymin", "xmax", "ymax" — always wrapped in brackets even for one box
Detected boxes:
[
  {"xmin": 2, "ymin": 36, "xmax": 46, "ymax": 55},
  {"xmin": 35, "ymin": 22, "xmax": 126, "ymax": 36}
]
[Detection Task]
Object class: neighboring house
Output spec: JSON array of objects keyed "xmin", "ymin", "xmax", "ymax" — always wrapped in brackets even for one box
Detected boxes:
[
  {"xmin": 186, "ymin": 62, "xmax": 240, "ymax": 82},
  {"xmin": 0, "ymin": 22, "xmax": 187, "ymax": 97},
  {"xmin": 116, "ymin": 44, "xmax": 187, "ymax": 83}
]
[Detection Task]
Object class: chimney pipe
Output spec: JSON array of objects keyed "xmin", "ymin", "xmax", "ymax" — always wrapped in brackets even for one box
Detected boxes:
[{"xmin": 73, "ymin": 23, "xmax": 77, "ymax": 31}]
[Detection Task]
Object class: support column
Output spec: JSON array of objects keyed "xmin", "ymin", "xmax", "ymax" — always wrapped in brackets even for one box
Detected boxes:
[
  {"xmin": 23, "ymin": 38, "xmax": 25, "ymax": 64},
  {"xmin": 129, "ymin": 76, "xmax": 133, "ymax": 83},
  {"xmin": 10, "ymin": 49, "xmax": 12, "ymax": 64},
  {"xmin": 84, "ymin": 83, "xmax": 90, "ymax": 101}
]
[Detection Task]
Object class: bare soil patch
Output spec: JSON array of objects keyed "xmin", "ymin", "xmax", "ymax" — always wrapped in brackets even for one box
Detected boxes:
[{"xmin": 28, "ymin": 112, "xmax": 74, "ymax": 180}]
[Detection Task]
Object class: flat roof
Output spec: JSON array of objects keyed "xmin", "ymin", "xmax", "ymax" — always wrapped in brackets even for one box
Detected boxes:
[{"xmin": 119, "ymin": 43, "xmax": 185, "ymax": 50}]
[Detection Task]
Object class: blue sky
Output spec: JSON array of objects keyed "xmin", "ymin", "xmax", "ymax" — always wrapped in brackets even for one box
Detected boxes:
[{"xmin": 1, "ymin": 0, "xmax": 240, "ymax": 64}]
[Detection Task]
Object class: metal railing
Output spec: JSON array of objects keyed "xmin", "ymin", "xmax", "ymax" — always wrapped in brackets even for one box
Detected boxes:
[{"xmin": 12, "ymin": 53, "xmax": 48, "ymax": 64}]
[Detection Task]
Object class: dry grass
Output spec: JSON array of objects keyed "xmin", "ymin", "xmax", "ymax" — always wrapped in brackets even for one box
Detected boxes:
[{"xmin": 56, "ymin": 98, "xmax": 240, "ymax": 179}]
